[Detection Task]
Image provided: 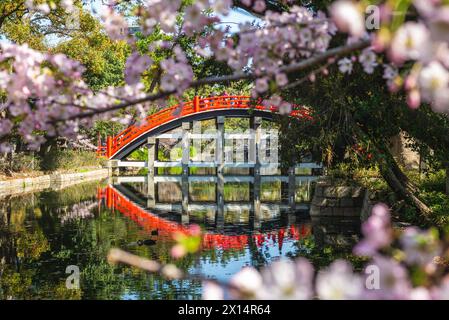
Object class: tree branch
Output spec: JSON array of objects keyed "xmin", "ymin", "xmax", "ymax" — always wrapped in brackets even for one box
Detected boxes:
[{"xmin": 52, "ymin": 39, "xmax": 370, "ymax": 123}]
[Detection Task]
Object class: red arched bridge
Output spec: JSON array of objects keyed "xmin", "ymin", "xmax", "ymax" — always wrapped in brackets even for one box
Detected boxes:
[
  {"xmin": 97, "ymin": 95, "xmax": 321, "ymax": 214},
  {"xmin": 97, "ymin": 95, "xmax": 312, "ymax": 160}
]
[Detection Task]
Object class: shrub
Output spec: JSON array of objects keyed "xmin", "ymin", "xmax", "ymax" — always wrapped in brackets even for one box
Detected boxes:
[
  {"xmin": 0, "ymin": 153, "xmax": 37, "ymax": 174},
  {"xmin": 39, "ymin": 149, "xmax": 104, "ymax": 172}
]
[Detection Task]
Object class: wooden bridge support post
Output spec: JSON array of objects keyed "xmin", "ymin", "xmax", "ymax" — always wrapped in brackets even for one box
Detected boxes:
[
  {"xmin": 181, "ymin": 122, "xmax": 191, "ymax": 223},
  {"xmin": 216, "ymin": 116, "xmax": 225, "ymax": 229},
  {"xmin": 147, "ymin": 137, "xmax": 156, "ymax": 208},
  {"xmin": 250, "ymin": 117, "xmax": 262, "ymax": 229},
  {"xmin": 106, "ymin": 136, "xmax": 112, "ymax": 159},
  {"xmin": 108, "ymin": 160, "xmax": 119, "ymax": 176},
  {"xmin": 288, "ymin": 166, "xmax": 296, "ymax": 211}
]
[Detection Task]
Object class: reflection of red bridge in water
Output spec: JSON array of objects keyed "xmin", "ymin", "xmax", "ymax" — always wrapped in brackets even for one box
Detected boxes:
[{"xmin": 98, "ymin": 186, "xmax": 311, "ymax": 251}]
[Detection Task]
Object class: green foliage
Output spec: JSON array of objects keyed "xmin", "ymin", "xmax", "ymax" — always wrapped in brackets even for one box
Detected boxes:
[
  {"xmin": 129, "ymin": 147, "xmax": 148, "ymax": 161},
  {"xmin": 0, "ymin": 153, "xmax": 37, "ymax": 173},
  {"xmin": 420, "ymin": 191, "xmax": 449, "ymax": 226},
  {"xmin": 394, "ymin": 170, "xmax": 449, "ymax": 227},
  {"xmin": 39, "ymin": 149, "xmax": 104, "ymax": 172},
  {"xmin": 0, "ymin": 1, "xmax": 84, "ymax": 49},
  {"xmin": 0, "ymin": 2, "xmax": 130, "ymax": 159},
  {"xmin": 418, "ymin": 170, "xmax": 447, "ymax": 194},
  {"xmin": 224, "ymin": 182, "xmax": 250, "ymax": 201}
]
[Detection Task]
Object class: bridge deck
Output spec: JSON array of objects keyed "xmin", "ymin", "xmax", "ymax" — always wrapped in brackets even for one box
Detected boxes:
[{"xmin": 113, "ymin": 160, "xmax": 322, "ymax": 169}]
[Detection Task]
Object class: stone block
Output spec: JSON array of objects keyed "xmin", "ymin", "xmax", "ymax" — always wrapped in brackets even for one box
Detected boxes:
[
  {"xmin": 325, "ymin": 198, "xmax": 340, "ymax": 207},
  {"xmin": 322, "ymin": 186, "xmax": 336, "ymax": 198},
  {"xmin": 339, "ymin": 197, "xmax": 354, "ymax": 207},
  {"xmin": 320, "ymin": 207, "xmax": 333, "ymax": 216},
  {"xmin": 342, "ymin": 207, "xmax": 360, "ymax": 217},
  {"xmin": 351, "ymin": 186, "xmax": 365, "ymax": 198},
  {"xmin": 310, "ymin": 205, "xmax": 320, "ymax": 216},
  {"xmin": 323, "ymin": 186, "xmax": 352, "ymax": 198},
  {"xmin": 353, "ymin": 197, "xmax": 364, "ymax": 207},
  {"xmin": 312, "ymin": 197, "xmax": 338, "ymax": 207},
  {"xmin": 332, "ymin": 207, "xmax": 345, "ymax": 216},
  {"xmin": 315, "ymin": 186, "xmax": 324, "ymax": 197},
  {"xmin": 312, "ymin": 196, "xmax": 326, "ymax": 206}
]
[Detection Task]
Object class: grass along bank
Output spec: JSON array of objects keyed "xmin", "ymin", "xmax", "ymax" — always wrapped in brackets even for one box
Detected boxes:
[{"xmin": 0, "ymin": 150, "xmax": 106, "ymax": 181}]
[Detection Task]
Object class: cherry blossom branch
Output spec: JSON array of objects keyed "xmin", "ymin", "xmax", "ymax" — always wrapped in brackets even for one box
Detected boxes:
[
  {"xmin": 54, "ymin": 39, "xmax": 370, "ymax": 123},
  {"xmin": 282, "ymin": 60, "xmax": 335, "ymax": 91},
  {"xmin": 236, "ymin": 18, "xmax": 330, "ymax": 35},
  {"xmin": 107, "ymin": 248, "xmax": 239, "ymax": 290}
]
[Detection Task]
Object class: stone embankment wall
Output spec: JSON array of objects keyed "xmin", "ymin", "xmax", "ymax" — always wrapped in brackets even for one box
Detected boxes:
[
  {"xmin": 310, "ymin": 180, "xmax": 375, "ymax": 220},
  {"xmin": 0, "ymin": 169, "xmax": 109, "ymax": 197}
]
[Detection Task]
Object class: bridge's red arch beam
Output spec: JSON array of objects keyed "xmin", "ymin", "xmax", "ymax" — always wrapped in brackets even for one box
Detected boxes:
[
  {"xmin": 97, "ymin": 186, "xmax": 311, "ymax": 251},
  {"xmin": 97, "ymin": 95, "xmax": 312, "ymax": 159}
]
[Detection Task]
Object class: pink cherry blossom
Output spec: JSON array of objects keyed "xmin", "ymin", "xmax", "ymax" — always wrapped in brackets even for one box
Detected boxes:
[
  {"xmin": 229, "ymin": 267, "xmax": 263, "ymax": 298},
  {"xmin": 124, "ymin": 53, "xmax": 153, "ymax": 85},
  {"xmin": 409, "ymin": 287, "xmax": 432, "ymax": 300},
  {"xmin": 359, "ymin": 49, "xmax": 378, "ymax": 74},
  {"xmin": 255, "ymin": 78, "xmax": 269, "ymax": 93},
  {"xmin": 253, "ymin": 0, "xmax": 266, "ymax": 13},
  {"xmin": 316, "ymin": 260, "xmax": 364, "ymax": 300},
  {"xmin": 354, "ymin": 203, "xmax": 392, "ymax": 256},
  {"xmin": 170, "ymin": 244, "xmax": 187, "ymax": 259},
  {"xmin": 202, "ymin": 281, "xmax": 225, "ymax": 300},
  {"xmin": 418, "ymin": 61, "xmax": 449, "ymax": 104},
  {"xmin": 364, "ymin": 255, "xmax": 412, "ymax": 300},
  {"xmin": 428, "ymin": 6, "xmax": 449, "ymax": 43},
  {"xmin": 101, "ymin": 7, "xmax": 129, "ymax": 41},
  {"xmin": 413, "ymin": 0, "xmax": 439, "ymax": 18},
  {"xmin": 432, "ymin": 276, "xmax": 449, "ymax": 299},
  {"xmin": 399, "ymin": 227, "xmax": 441, "ymax": 268},
  {"xmin": 275, "ymin": 73, "xmax": 288, "ymax": 87},
  {"xmin": 407, "ymin": 89, "xmax": 421, "ymax": 109},
  {"xmin": 330, "ymin": 1, "xmax": 365, "ymax": 38},
  {"xmin": 433, "ymin": 87, "xmax": 449, "ymax": 112},
  {"xmin": 338, "ymin": 58, "xmax": 353, "ymax": 74},
  {"xmin": 389, "ymin": 22, "xmax": 431, "ymax": 65},
  {"xmin": 256, "ymin": 259, "xmax": 314, "ymax": 300}
]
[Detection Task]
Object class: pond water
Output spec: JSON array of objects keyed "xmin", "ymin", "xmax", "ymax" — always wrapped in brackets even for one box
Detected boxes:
[{"xmin": 0, "ymin": 179, "xmax": 361, "ymax": 300}]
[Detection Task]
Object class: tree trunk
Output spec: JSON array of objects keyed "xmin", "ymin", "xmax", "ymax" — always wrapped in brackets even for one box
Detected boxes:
[
  {"xmin": 374, "ymin": 141, "xmax": 432, "ymax": 220},
  {"xmin": 379, "ymin": 163, "xmax": 432, "ymax": 219},
  {"xmin": 377, "ymin": 140, "xmax": 419, "ymax": 193},
  {"xmin": 353, "ymin": 126, "xmax": 432, "ymax": 219}
]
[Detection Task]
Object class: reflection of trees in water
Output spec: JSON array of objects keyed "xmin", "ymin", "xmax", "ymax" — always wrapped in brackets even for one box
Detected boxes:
[
  {"xmin": 157, "ymin": 182, "xmax": 262, "ymax": 203},
  {"xmin": 189, "ymin": 182, "xmax": 215, "ymax": 202},
  {"xmin": 261, "ymin": 181, "xmax": 281, "ymax": 201},
  {"xmin": 0, "ymin": 179, "xmax": 360, "ymax": 299},
  {"xmin": 0, "ymin": 183, "xmax": 122, "ymax": 299},
  {"xmin": 224, "ymin": 182, "xmax": 250, "ymax": 202},
  {"xmin": 311, "ymin": 217, "xmax": 361, "ymax": 250},
  {"xmin": 134, "ymin": 179, "xmax": 310, "ymax": 204},
  {"xmin": 0, "ymin": 193, "xmax": 75, "ymax": 299},
  {"xmin": 224, "ymin": 208, "xmax": 250, "ymax": 223},
  {"xmin": 290, "ymin": 217, "xmax": 364, "ymax": 270},
  {"xmin": 0, "ymin": 182, "xmax": 246, "ymax": 299}
]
